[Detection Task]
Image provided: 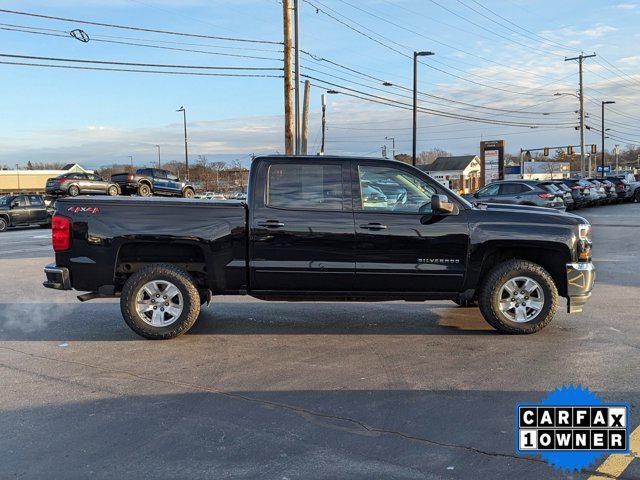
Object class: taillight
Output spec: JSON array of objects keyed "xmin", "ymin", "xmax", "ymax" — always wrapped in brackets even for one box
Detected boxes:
[
  {"xmin": 571, "ymin": 185, "xmax": 581, "ymax": 190},
  {"xmin": 52, "ymin": 215, "xmax": 71, "ymax": 251},
  {"xmin": 538, "ymin": 193, "xmax": 550, "ymax": 198},
  {"xmin": 127, "ymin": 174, "xmax": 133, "ymax": 181}
]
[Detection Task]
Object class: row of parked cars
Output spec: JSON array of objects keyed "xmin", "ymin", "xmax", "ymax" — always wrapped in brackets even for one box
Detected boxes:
[
  {"xmin": 45, "ymin": 168, "xmax": 196, "ymax": 198},
  {"xmin": 465, "ymin": 172, "xmax": 640, "ymax": 211}
]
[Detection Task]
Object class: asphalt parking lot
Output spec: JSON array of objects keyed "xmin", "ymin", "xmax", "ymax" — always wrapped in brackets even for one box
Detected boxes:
[{"xmin": 0, "ymin": 203, "xmax": 639, "ymax": 479}]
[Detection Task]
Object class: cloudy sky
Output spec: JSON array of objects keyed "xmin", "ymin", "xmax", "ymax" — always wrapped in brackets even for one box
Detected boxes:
[{"xmin": 0, "ymin": 0, "xmax": 639, "ymax": 168}]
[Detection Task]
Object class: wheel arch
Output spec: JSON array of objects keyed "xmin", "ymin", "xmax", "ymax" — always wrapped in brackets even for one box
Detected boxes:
[
  {"xmin": 0, "ymin": 213, "xmax": 10, "ymax": 228},
  {"xmin": 472, "ymin": 241, "xmax": 571, "ymax": 298}
]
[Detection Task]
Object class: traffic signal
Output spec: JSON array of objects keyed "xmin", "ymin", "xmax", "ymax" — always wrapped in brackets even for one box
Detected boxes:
[
  {"xmin": 543, "ymin": 148, "xmax": 549, "ymax": 156},
  {"xmin": 567, "ymin": 146, "xmax": 573, "ymax": 155},
  {"xmin": 591, "ymin": 144, "xmax": 597, "ymax": 154}
]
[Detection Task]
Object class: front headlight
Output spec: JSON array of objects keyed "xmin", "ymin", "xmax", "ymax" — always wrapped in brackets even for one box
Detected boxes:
[
  {"xmin": 577, "ymin": 223, "xmax": 592, "ymax": 261},
  {"xmin": 578, "ymin": 223, "xmax": 590, "ymax": 240}
]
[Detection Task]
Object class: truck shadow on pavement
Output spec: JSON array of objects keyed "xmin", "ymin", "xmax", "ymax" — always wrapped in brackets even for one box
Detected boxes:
[
  {"xmin": 1, "ymin": 389, "xmax": 634, "ymax": 480},
  {"xmin": 0, "ymin": 301, "xmax": 496, "ymax": 341}
]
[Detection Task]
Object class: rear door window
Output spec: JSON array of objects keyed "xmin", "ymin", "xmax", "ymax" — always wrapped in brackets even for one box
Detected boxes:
[
  {"xmin": 476, "ymin": 183, "xmax": 499, "ymax": 197},
  {"xmin": 498, "ymin": 183, "xmax": 529, "ymax": 195},
  {"xmin": 267, "ymin": 163, "xmax": 343, "ymax": 211},
  {"xmin": 28, "ymin": 195, "xmax": 44, "ymax": 206}
]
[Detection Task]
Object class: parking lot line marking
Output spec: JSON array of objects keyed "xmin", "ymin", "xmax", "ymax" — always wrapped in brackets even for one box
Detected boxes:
[{"xmin": 587, "ymin": 425, "xmax": 639, "ymax": 479}]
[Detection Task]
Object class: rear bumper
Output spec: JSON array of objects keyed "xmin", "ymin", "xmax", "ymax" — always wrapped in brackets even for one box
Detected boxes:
[
  {"xmin": 43, "ymin": 263, "xmax": 71, "ymax": 290},
  {"xmin": 566, "ymin": 262, "xmax": 595, "ymax": 313}
]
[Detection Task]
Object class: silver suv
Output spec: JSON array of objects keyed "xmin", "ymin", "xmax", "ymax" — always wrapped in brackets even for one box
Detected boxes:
[{"xmin": 468, "ymin": 180, "xmax": 566, "ymax": 210}]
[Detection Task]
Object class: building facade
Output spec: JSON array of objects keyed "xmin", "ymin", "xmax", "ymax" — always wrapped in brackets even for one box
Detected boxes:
[
  {"xmin": 418, "ymin": 155, "xmax": 481, "ymax": 194},
  {"xmin": 0, "ymin": 164, "xmax": 93, "ymax": 194}
]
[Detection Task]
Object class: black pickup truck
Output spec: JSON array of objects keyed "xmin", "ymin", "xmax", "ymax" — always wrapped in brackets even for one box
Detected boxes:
[{"xmin": 43, "ymin": 156, "xmax": 595, "ymax": 339}]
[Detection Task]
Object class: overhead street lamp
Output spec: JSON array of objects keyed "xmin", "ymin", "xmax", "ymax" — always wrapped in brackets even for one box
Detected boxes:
[
  {"xmin": 601, "ymin": 100, "xmax": 615, "ymax": 178},
  {"xmin": 413, "ymin": 50, "xmax": 434, "ymax": 166},
  {"xmin": 176, "ymin": 106, "xmax": 189, "ymax": 180}
]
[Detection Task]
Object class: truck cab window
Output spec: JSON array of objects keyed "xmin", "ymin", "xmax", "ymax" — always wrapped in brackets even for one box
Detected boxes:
[
  {"xmin": 267, "ymin": 163, "xmax": 343, "ymax": 210},
  {"xmin": 357, "ymin": 165, "xmax": 435, "ymax": 213}
]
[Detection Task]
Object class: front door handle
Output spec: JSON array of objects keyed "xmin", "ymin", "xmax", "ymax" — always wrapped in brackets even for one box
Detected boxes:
[
  {"xmin": 359, "ymin": 222, "xmax": 387, "ymax": 230},
  {"xmin": 257, "ymin": 220, "xmax": 285, "ymax": 228}
]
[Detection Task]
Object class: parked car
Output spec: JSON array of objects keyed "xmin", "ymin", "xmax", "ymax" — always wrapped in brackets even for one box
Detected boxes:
[
  {"xmin": 467, "ymin": 180, "xmax": 566, "ymax": 210},
  {"xmin": 540, "ymin": 182, "xmax": 575, "ymax": 210},
  {"xmin": 111, "ymin": 168, "xmax": 195, "ymax": 198},
  {"xmin": 576, "ymin": 179, "xmax": 607, "ymax": 205},
  {"xmin": 603, "ymin": 176, "xmax": 631, "ymax": 202},
  {"xmin": 0, "ymin": 194, "xmax": 51, "ymax": 232},
  {"xmin": 607, "ymin": 174, "xmax": 638, "ymax": 202},
  {"xmin": 586, "ymin": 179, "xmax": 616, "ymax": 204},
  {"xmin": 43, "ymin": 155, "xmax": 595, "ymax": 339},
  {"xmin": 46, "ymin": 172, "xmax": 120, "ymax": 197},
  {"xmin": 557, "ymin": 179, "xmax": 591, "ymax": 209}
]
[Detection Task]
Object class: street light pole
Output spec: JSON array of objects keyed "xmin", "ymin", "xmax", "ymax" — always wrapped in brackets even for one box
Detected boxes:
[
  {"xmin": 176, "ymin": 106, "xmax": 189, "ymax": 180},
  {"xmin": 385, "ymin": 136, "xmax": 395, "ymax": 160},
  {"xmin": 413, "ymin": 51, "xmax": 434, "ymax": 166},
  {"xmin": 320, "ymin": 94, "xmax": 326, "ymax": 156},
  {"xmin": 601, "ymin": 100, "xmax": 615, "ymax": 178},
  {"xmin": 155, "ymin": 144, "xmax": 161, "ymax": 168}
]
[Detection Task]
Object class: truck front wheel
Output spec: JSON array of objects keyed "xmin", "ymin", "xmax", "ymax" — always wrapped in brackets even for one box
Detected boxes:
[
  {"xmin": 138, "ymin": 183, "xmax": 152, "ymax": 197},
  {"xmin": 478, "ymin": 259, "xmax": 557, "ymax": 334},
  {"xmin": 120, "ymin": 264, "xmax": 201, "ymax": 339}
]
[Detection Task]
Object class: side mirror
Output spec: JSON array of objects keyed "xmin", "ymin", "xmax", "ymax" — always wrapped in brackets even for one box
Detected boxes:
[{"xmin": 431, "ymin": 194, "xmax": 455, "ymax": 214}]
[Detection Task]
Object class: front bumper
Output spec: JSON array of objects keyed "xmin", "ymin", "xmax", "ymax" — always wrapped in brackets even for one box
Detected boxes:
[
  {"xmin": 566, "ymin": 262, "xmax": 595, "ymax": 313},
  {"xmin": 43, "ymin": 263, "xmax": 71, "ymax": 290}
]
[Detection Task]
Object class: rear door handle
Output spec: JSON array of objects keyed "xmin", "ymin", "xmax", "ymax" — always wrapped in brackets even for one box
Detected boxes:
[
  {"xmin": 257, "ymin": 220, "xmax": 285, "ymax": 228},
  {"xmin": 359, "ymin": 222, "xmax": 387, "ymax": 230}
]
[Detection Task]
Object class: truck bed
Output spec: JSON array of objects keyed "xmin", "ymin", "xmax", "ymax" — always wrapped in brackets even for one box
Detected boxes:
[{"xmin": 54, "ymin": 196, "xmax": 248, "ymax": 293}]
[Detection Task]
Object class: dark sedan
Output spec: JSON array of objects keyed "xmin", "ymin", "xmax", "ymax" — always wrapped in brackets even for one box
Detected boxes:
[
  {"xmin": 466, "ymin": 180, "xmax": 566, "ymax": 210},
  {"xmin": 46, "ymin": 172, "xmax": 120, "ymax": 197}
]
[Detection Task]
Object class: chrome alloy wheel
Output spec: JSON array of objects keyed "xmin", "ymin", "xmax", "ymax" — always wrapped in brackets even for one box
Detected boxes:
[
  {"xmin": 135, "ymin": 280, "xmax": 184, "ymax": 327},
  {"xmin": 498, "ymin": 276, "xmax": 545, "ymax": 323}
]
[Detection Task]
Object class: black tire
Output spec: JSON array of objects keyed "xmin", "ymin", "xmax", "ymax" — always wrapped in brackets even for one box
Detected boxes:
[
  {"xmin": 107, "ymin": 185, "xmax": 119, "ymax": 196},
  {"xmin": 0, "ymin": 217, "xmax": 8, "ymax": 232},
  {"xmin": 120, "ymin": 264, "xmax": 201, "ymax": 339},
  {"xmin": 182, "ymin": 187, "xmax": 195, "ymax": 199},
  {"xmin": 478, "ymin": 259, "xmax": 558, "ymax": 334},
  {"xmin": 68, "ymin": 185, "xmax": 80, "ymax": 197},
  {"xmin": 138, "ymin": 183, "xmax": 152, "ymax": 197},
  {"xmin": 453, "ymin": 298, "xmax": 477, "ymax": 308}
]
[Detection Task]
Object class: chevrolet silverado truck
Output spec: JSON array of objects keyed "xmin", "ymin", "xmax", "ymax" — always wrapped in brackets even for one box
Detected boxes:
[
  {"xmin": 111, "ymin": 168, "xmax": 195, "ymax": 198},
  {"xmin": 43, "ymin": 156, "xmax": 595, "ymax": 339}
]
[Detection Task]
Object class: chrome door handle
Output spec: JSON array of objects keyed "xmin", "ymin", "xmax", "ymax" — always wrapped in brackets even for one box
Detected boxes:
[
  {"xmin": 257, "ymin": 221, "xmax": 285, "ymax": 228},
  {"xmin": 359, "ymin": 223, "xmax": 387, "ymax": 230}
]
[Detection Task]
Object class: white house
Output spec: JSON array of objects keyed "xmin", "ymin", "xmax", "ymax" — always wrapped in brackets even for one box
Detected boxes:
[{"xmin": 418, "ymin": 155, "xmax": 481, "ymax": 194}]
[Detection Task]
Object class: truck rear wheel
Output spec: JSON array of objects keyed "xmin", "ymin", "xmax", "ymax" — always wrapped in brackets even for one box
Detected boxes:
[
  {"xmin": 138, "ymin": 183, "xmax": 152, "ymax": 197},
  {"xmin": 478, "ymin": 259, "xmax": 557, "ymax": 334},
  {"xmin": 120, "ymin": 264, "xmax": 201, "ymax": 339}
]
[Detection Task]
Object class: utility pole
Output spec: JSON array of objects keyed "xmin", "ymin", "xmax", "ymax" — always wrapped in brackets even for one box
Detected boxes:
[
  {"xmin": 282, "ymin": 0, "xmax": 294, "ymax": 155},
  {"xmin": 601, "ymin": 100, "xmax": 615, "ymax": 178},
  {"xmin": 176, "ymin": 106, "xmax": 189, "ymax": 180},
  {"xmin": 614, "ymin": 144, "xmax": 620, "ymax": 172},
  {"xmin": 413, "ymin": 51, "xmax": 434, "ymax": 166},
  {"xmin": 293, "ymin": 0, "xmax": 301, "ymax": 155},
  {"xmin": 385, "ymin": 136, "xmax": 395, "ymax": 160},
  {"xmin": 15, "ymin": 164, "xmax": 20, "ymax": 191},
  {"xmin": 155, "ymin": 144, "xmax": 161, "ymax": 168},
  {"xmin": 565, "ymin": 53, "xmax": 596, "ymax": 177},
  {"xmin": 320, "ymin": 94, "xmax": 326, "ymax": 155},
  {"xmin": 301, "ymin": 80, "xmax": 310, "ymax": 155}
]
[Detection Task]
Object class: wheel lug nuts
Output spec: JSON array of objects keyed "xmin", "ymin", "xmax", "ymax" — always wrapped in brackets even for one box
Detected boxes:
[
  {"xmin": 156, "ymin": 294, "xmax": 160, "ymax": 298},
  {"xmin": 153, "ymin": 306, "xmax": 157, "ymax": 310},
  {"xmin": 163, "ymin": 295, "xmax": 167, "ymax": 299},
  {"xmin": 164, "ymin": 302, "xmax": 169, "ymax": 306},
  {"xmin": 160, "ymin": 308, "xmax": 164, "ymax": 312},
  {"xmin": 151, "ymin": 299, "xmax": 155, "ymax": 303}
]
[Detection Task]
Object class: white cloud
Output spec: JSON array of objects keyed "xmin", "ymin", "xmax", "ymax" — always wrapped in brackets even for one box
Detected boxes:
[{"xmin": 613, "ymin": 3, "xmax": 638, "ymax": 9}]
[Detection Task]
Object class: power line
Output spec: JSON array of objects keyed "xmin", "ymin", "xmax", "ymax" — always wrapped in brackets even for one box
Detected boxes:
[
  {"xmin": 0, "ymin": 8, "xmax": 282, "ymax": 44},
  {"xmin": 0, "ymin": 60, "xmax": 284, "ymax": 77},
  {"xmin": 0, "ymin": 26, "xmax": 283, "ymax": 61},
  {"xmin": 0, "ymin": 53, "xmax": 283, "ymax": 70}
]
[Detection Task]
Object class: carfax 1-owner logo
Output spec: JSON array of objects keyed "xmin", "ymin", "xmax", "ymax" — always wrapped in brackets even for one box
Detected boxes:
[{"xmin": 516, "ymin": 385, "xmax": 630, "ymax": 472}]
